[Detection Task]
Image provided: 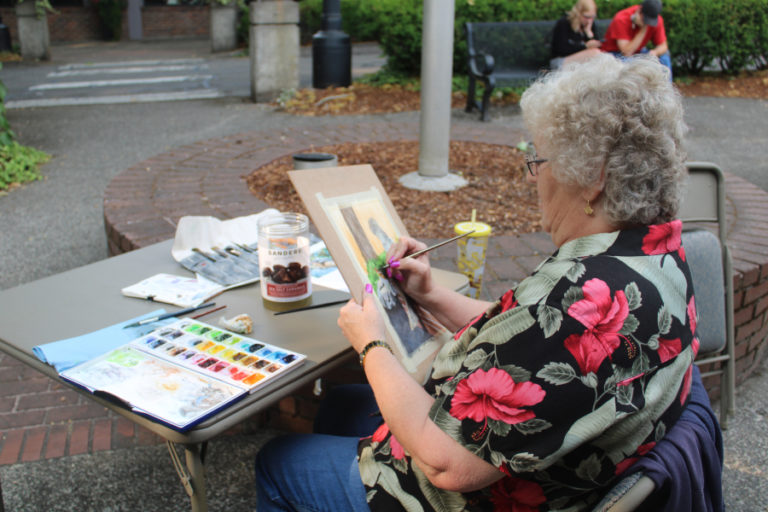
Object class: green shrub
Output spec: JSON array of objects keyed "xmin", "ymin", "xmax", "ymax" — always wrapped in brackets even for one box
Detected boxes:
[
  {"xmin": 0, "ymin": 64, "xmax": 14, "ymax": 147},
  {"xmin": 666, "ymin": 0, "xmax": 768, "ymax": 75},
  {"xmin": 237, "ymin": 0, "xmax": 249, "ymax": 47},
  {"xmin": 0, "ymin": 64, "xmax": 49, "ymax": 192},
  {"xmin": 94, "ymin": 0, "xmax": 125, "ymax": 41},
  {"xmin": 376, "ymin": 0, "xmax": 637, "ymax": 76},
  {"xmin": 299, "ymin": 0, "xmax": 385, "ymax": 44},
  {"xmin": 0, "ymin": 142, "xmax": 49, "ymax": 191},
  {"xmin": 301, "ymin": 0, "xmax": 767, "ymax": 78}
]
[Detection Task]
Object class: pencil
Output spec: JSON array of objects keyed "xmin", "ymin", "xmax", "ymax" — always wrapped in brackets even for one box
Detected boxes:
[
  {"xmin": 192, "ymin": 304, "xmax": 227, "ymax": 319},
  {"xmin": 380, "ymin": 230, "xmax": 475, "ymax": 270}
]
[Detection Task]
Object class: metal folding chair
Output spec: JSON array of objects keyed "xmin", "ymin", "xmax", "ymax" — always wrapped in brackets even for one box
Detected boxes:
[{"xmin": 678, "ymin": 162, "xmax": 736, "ymax": 428}]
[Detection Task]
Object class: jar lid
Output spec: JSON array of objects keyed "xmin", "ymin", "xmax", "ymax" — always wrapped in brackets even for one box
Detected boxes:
[{"xmin": 454, "ymin": 221, "xmax": 491, "ymax": 237}]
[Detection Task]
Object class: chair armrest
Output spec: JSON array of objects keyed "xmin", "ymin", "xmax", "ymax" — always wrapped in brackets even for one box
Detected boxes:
[{"xmin": 468, "ymin": 53, "xmax": 495, "ymax": 77}]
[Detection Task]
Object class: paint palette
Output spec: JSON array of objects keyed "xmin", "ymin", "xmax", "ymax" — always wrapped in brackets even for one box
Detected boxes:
[{"xmin": 130, "ymin": 318, "xmax": 305, "ymax": 391}]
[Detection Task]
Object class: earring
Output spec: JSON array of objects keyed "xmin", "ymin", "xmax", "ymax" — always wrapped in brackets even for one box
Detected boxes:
[{"xmin": 584, "ymin": 199, "xmax": 594, "ymax": 216}]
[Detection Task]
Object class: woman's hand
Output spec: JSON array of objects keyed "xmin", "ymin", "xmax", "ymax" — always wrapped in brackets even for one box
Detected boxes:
[
  {"xmin": 385, "ymin": 236, "xmax": 436, "ymax": 302},
  {"xmin": 337, "ymin": 286, "xmax": 387, "ymax": 354},
  {"xmin": 586, "ymin": 39, "xmax": 601, "ymax": 49}
]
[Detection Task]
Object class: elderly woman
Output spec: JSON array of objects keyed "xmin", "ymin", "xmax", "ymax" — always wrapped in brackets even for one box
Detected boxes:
[{"xmin": 256, "ymin": 54, "xmax": 701, "ymax": 511}]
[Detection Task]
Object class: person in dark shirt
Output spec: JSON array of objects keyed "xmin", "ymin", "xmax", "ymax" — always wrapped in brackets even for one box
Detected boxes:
[{"xmin": 550, "ymin": 0, "xmax": 602, "ymax": 69}]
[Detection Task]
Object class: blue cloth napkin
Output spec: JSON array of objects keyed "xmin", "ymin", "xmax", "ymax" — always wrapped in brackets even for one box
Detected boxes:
[{"xmin": 33, "ymin": 310, "xmax": 176, "ymax": 373}]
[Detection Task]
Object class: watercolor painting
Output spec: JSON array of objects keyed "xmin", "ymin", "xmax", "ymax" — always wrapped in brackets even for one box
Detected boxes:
[{"xmin": 317, "ymin": 188, "xmax": 447, "ymax": 372}]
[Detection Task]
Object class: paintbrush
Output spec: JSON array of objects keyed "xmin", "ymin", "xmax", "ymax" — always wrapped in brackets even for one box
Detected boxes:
[
  {"xmin": 122, "ymin": 302, "xmax": 216, "ymax": 329},
  {"xmin": 380, "ymin": 230, "xmax": 475, "ymax": 271}
]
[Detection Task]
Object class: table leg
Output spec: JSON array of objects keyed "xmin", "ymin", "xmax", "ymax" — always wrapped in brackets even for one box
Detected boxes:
[{"xmin": 167, "ymin": 441, "xmax": 209, "ymax": 512}]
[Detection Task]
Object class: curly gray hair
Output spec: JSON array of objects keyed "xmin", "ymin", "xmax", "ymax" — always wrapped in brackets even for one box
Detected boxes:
[{"xmin": 520, "ymin": 53, "xmax": 688, "ymax": 227}]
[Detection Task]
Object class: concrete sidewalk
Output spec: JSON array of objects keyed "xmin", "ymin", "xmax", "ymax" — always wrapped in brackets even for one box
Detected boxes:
[{"xmin": 1, "ymin": 40, "xmax": 767, "ymax": 511}]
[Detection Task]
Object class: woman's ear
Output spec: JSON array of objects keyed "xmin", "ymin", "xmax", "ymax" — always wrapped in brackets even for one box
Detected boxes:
[{"xmin": 583, "ymin": 164, "xmax": 606, "ymax": 202}]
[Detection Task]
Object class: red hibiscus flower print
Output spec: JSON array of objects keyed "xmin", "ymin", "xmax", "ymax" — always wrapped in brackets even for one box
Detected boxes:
[
  {"xmin": 500, "ymin": 290, "xmax": 518, "ymax": 313},
  {"xmin": 614, "ymin": 442, "xmax": 656, "ymax": 475},
  {"xmin": 564, "ymin": 279, "xmax": 629, "ymax": 375},
  {"xmin": 371, "ymin": 423, "xmax": 405, "ymax": 459},
  {"xmin": 687, "ymin": 297, "xmax": 697, "ymax": 336},
  {"xmin": 450, "ymin": 368, "xmax": 545, "ymax": 425},
  {"xmin": 657, "ymin": 337, "xmax": 682, "ymax": 363},
  {"xmin": 642, "ymin": 220, "xmax": 682, "ymax": 255},
  {"xmin": 490, "ymin": 476, "xmax": 546, "ymax": 512}
]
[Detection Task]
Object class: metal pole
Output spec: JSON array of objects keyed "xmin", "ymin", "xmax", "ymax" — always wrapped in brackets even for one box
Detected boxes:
[{"xmin": 418, "ymin": 0, "xmax": 455, "ymax": 178}]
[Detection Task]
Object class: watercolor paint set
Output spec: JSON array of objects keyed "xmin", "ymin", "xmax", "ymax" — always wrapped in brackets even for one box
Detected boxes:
[
  {"xmin": 59, "ymin": 318, "xmax": 305, "ymax": 431},
  {"xmin": 129, "ymin": 318, "xmax": 305, "ymax": 391}
]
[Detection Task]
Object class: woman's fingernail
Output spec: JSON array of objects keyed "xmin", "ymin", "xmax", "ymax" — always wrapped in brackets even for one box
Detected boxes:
[
  {"xmin": 395, "ymin": 273, "xmax": 404, "ymax": 282},
  {"xmin": 386, "ymin": 268, "xmax": 393, "ymax": 278},
  {"xmin": 365, "ymin": 283, "xmax": 373, "ymax": 294},
  {"xmin": 390, "ymin": 260, "xmax": 400, "ymax": 268}
]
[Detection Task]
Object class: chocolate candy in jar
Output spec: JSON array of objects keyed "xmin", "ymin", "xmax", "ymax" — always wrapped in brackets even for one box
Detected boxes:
[{"xmin": 258, "ymin": 212, "xmax": 312, "ymax": 310}]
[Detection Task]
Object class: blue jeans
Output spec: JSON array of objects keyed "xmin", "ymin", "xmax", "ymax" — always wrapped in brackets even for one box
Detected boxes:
[
  {"xmin": 255, "ymin": 384, "xmax": 381, "ymax": 511},
  {"xmin": 611, "ymin": 49, "xmax": 673, "ymax": 80}
]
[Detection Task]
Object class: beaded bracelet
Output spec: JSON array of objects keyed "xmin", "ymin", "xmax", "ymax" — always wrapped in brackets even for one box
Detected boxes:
[{"xmin": 358, "ymin": 340, "xmax": 393, "ymax": 367}]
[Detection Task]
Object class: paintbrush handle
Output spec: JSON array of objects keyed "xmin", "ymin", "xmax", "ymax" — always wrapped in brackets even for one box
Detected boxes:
[{"xmin": 381, "ymin": 231, "xmax": 475, "ymax": 270}]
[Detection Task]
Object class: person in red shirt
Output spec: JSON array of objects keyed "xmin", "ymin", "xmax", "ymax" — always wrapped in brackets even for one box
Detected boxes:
[{"xmin": 601, "ymin": 0, "xmax": 672, "ymax": 77}]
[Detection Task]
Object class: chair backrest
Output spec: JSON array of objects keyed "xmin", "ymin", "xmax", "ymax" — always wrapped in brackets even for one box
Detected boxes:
[
  {"xmin": 681, "ymin": 229, "xmax": 727, "ymax": 354},
  {"xmin": 678, "ymin": 162, "xmax": 734, "ymax": 358}
]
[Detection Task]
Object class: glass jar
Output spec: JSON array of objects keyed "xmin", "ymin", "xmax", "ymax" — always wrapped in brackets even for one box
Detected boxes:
[{"xmin": 258, "ymin": 212, "xmax": 312, "ymax": 309}]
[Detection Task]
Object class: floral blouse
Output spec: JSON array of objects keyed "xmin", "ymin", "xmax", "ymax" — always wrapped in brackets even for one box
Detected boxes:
[{"xmin": 357, "ymin": 221, "xmax": 699, "ymax": 511}]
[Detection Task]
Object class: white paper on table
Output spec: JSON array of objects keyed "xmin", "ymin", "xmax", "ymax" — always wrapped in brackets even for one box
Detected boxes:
[{"xmin": 171, "ymin": 209, "xmax": 280, "ymax": 262}]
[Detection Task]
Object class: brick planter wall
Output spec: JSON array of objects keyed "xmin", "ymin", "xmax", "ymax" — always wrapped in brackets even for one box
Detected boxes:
[
  {"xmin": 0, "ymin": 5, "xmax": 208, "ymax": 44},
  {"xmin": 101, "ymin": 122, "xmax": 768, "ymax": 432}
]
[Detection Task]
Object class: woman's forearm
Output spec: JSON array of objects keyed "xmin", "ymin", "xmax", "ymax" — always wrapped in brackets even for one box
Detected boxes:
[
  {"xmin": 411, "ymin": 284, "xmax": 492, "ymax": 332},
  {"xmin": 362, "ymin": 348, "xmax": 503, "ymax": 492}
]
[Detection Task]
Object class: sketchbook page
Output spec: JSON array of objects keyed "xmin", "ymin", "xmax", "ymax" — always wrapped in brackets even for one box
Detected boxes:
[
  {"xmin": 60, "ymin": 345, "xmax": 245, "ymax": 431},
  {"xmin": 288, "ymin": 165, "xmax": 450, "ymax": 384},
  {"xmin": 121, "ymin": 273, "xmax": 225, "ymax": 308},
  {"xmin": 309, "ymin": 240, "xmax": 349, "ymax": 292},
  {"xmin": 128, "ymin": 318, "xmax": 306, "ymax": 393},
  {"xmin": 170, "ymin": 210, "xmax": 279, "ymax": 287}
]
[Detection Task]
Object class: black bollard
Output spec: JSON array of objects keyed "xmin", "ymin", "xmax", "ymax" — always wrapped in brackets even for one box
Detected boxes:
[
  {"xmin": 0, "ymin": 15, "xmax": 12, "ymax": 53},
  {"xmin": 311, "ymin": 0, "xmax": 351, "ymax": 89}
]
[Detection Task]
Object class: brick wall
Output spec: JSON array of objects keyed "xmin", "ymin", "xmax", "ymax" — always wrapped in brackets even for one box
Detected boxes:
[
  {"xmin": 141, "ymin": 5, "xmax": 208, "ymax": 40},
  {"xmin": 0, "ymin": 5, "xmax": 209, "ymax": 44}
]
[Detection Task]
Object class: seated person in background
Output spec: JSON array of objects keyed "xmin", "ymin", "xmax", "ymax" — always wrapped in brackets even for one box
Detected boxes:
[
  {"xmin": 255, "ymin": 54, "xmax": 705, "ymax": 511},
  {"xmin": 601, "ymin": 0, "xmax": 673, "ymax": 77},
  {"xmin": 550, "ymin": 0, "xmax": 602, "ymax": 69}
]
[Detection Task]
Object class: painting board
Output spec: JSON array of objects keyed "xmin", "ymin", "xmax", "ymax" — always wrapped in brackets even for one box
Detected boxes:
[{"xmin": 289, "ymin": 165, "xmax": 451, "ymax": 382}]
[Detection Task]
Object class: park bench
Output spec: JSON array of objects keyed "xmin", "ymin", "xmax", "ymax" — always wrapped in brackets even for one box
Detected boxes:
[{"xmin": 464, "ymin": 19, "xmax": 611, "ymax": 121}]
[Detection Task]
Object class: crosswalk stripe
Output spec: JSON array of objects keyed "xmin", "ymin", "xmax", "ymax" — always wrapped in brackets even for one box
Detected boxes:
[
  {"xmin": 29, "ymin": 75, "xmax": 215, "ymax": 91},
  {"xmin": 56, "ymin": 58, "xmax": 206, "ymax": 70},
  {"xmin": 48, "ymin": 65, "xmax": 207, "ymax": 78},
  {"xmin": 6, "ymin": 89, "xmax": 225, "ymax": 109}
]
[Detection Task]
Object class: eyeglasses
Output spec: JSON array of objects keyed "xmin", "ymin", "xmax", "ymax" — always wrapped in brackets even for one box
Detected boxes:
[{"xmin": 525, "ymin": 154, "xmax": 548, "ymax": 176}]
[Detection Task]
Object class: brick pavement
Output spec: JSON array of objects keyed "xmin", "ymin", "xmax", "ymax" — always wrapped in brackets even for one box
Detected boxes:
[{"xmin": 3, "ymin": 116, "xmax": 768, "ymax": 466}]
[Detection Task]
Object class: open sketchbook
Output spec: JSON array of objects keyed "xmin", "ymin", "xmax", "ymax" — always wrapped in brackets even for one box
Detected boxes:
[{"xmin": 60, "ymin": 318, "xmax": 305, "ymax": 431}]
